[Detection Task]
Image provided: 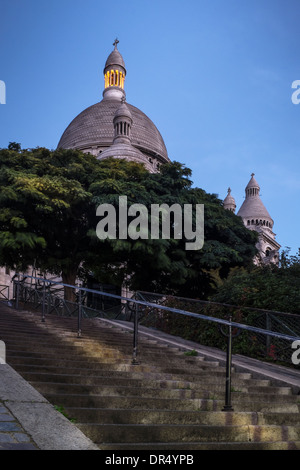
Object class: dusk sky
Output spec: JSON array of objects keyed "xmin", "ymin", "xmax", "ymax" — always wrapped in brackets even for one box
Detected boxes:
[{"xmin": 1, "ymin": 0, "xmax": 299, "ymax": 256}]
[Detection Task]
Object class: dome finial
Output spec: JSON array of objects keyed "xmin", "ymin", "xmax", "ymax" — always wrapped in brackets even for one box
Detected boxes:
[{"xmin": 113, "ymin": 38, "xmax": 119, "ymax": 49}]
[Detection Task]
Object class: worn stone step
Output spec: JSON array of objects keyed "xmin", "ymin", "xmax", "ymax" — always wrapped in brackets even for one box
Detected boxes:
[
  {"xmin": 99, "ymin": 441, "xmax": 300, "ymax": 450},
  {"xmin": 75, "ymin": 422, "xmax": 300, "ymax": 444},
  {"xmin": 6, "ymin": 347, "xmax": 126, "ymax": 360},
  {"xmin": 6, "ymin": 354, "xmax": 131, "ymax": 366},
  {"xmin": 43, "ymin": 392, "xmax": 223, "ymax": 411},
  {"xmin": 62, "ymin": 408, "xmax": 273, "ymax": 426},
  {"xmin": 7, "ymin": 359, "xmax": 156, "ymax": 374},
  {"xmin": 13, "ymin": 362, "xmax": 252, "ymax": 383},
  {"xmin": 28, "ymin": 381, "xmax": 218, "ymax": 399},
  {"xmin": 18, "ymin": 372, "xmax": 211, "ymax": 390},
  {"xmin": 20, "ymin": 371, "xmax": 273, "ymax": 390},
  {"xmin": 43, "ymin": 392, "xmax": 299, "ymax": 413},
  {"xmin": 10, "ymin": 364, "xmax": 173, "ymax": 380},
  {"xmin": 7, "ymin": 356, "xmax": 224, "ymax": 375},
  {"xmin": 31, "ymin": 381, "xmax": 298, "ymax": 402},
  {"xmin": 26, "ymin": 376, "xmax": 292, "ymax": 398}
]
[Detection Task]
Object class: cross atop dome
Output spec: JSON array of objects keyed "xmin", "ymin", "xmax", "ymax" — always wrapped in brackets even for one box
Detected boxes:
[{"xmin": 113, "ymin": 38, "xmax": 119, "ymax": 49}]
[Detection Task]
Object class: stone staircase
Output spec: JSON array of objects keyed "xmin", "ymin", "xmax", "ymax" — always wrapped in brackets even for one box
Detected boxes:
[{"xmin": 0, "ymin": 303, "xmax": 299, "ymax": 450}]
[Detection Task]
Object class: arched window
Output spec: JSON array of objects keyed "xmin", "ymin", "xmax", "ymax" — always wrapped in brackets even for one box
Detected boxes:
[{"xmin": 265, "ymin": 247, "xmax": 271, "ymax": 257}]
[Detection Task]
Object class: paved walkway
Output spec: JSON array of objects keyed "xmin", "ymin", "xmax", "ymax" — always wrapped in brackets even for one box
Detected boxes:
[
  {"xmin": 0, "ymin": 402, "xmax": 37, "ymax": 450},
  {"xmin": 0, "ymin": 363, "xmax": 99, "ymax": 450}
]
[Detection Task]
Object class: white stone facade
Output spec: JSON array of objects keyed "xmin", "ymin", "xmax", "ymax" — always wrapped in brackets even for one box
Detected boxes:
[{"xmin": 223, "ymin": 174, "xmax": 281, "ymax": 265}]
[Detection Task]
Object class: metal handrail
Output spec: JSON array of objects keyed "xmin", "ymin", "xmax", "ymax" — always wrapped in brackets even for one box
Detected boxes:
[
  {"xmin": 136, "ymin": 289, "xmax": 300, "ymax": 319},
  {"xmin": 12, "ymin": 273, "xmax": 300, "ymax": 411},
  {"xmin": 13, "ymin": 274, "xmax": 300, "ymax": 342}
]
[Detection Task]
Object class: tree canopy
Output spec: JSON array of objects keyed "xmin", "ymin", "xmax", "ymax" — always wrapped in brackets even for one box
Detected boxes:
[
  {"xmin": 0, "ymin": 145, "xmax": 258, "ymax": 299},
  {"xmin": 210, "ymin": 248, "xmax": 300, "ymax": 314}
]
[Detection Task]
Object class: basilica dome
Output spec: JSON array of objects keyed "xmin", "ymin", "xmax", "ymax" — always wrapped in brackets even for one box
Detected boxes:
[{"xmin": 57, "ymin": 40, "xmax": 169, "ymax": 170}]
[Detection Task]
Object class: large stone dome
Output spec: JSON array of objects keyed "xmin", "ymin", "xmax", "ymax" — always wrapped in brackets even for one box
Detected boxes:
[
  {"xmin": 57, "ymin": 40, "xmax": 169, "ymax": 169},
  {"xmin": 57, "ymin": 99, "xmax": 169, "ymax": 163}
]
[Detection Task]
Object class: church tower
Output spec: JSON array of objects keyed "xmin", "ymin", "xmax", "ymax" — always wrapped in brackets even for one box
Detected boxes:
[{"xmin": 224, "ymin": 174, "xmax": 281, "ymax": 265}]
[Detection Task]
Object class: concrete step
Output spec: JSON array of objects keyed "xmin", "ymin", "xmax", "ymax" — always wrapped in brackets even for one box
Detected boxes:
[
  {"xmin": 75, "ymin": 422, "xmax": 300, "ymax": 444},
  {"xmin": 42, "ymin": 392, "xmax": 300, "ymax": 413},
  {"xmin": 62, "ymin": 407, "xmax": 300, "ymax": 426},
  {"xmin": 13, "ymin": 362, "xmax": 253, "ymax": 382},
  {"xmin": 99, "ymin": 441, "xmax": 300, "ymax": 450},
  {"xmin": 20, "ymin": 371, "xmax": 273, "ymax": 389},
  {"xmin": 28, "ymin": 380, "xmax": 295, "ymax": 401}
]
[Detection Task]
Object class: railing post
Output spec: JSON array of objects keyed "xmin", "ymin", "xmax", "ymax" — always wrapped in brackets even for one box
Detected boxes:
[
  {"xmin": 222, "ymin": 315, "xmax": 234, "ymax": 412},
  {"xmin": 77, "ymin": 289, "xmax": 82, "ymax": 338},
  {"xmin": 41, "ymin": 280, "xmax": 46, "ymax": 322},
  {"xmin": 132, "ymin": 302, "xmax": 140, "ymax": 365},
  {"xmin": 266, "ymin": 313, "xmax": 271, "ymax": 355},
  {"xmin": 15, "ymin": 281, "xmax": 20, "ymax": 310}
]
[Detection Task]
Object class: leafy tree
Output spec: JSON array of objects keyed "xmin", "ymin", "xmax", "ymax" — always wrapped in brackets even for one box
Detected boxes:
[
  {"xmin": 0, "ymin": 145, "xmax": 258, "ymax": 300},
  {"xmin": 0, "ymin": 146, "xmax": 99, "ymax": 300},
  {"xmin": 209, "ymin": 248, "xmax": 300, "ymax": 314},
  {"xmin": 7, "ymin": 142, "xmax": 21, "ymax": 152},
  {"xmin": 88, "ymin": 160, "xmax": 258, "ymax": 298}
]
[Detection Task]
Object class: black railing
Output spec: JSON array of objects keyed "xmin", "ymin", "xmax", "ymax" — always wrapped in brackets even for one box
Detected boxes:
[
  {"xmin": 0, "ymin": 285, "xmax": 10, "ymax": 303},
  {"xmin": 134, "ymin": 290, "xmax": 300, "ymax": 364},
  {"xmin": 9, "ymin": 274, "xmax": 300, "ymax": 412}
]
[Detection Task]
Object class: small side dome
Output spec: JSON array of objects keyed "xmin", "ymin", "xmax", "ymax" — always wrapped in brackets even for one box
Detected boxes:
[
  {"xmin": 223, "ymin": 188, "xmax": 236, "ymax": 212},
  {"xmin": 114, "ymin": 99, "xmax": 132, "ymax": 121}
]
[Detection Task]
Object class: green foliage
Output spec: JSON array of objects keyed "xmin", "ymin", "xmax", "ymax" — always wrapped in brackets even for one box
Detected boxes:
[
  {"xmin": 140, "ymin": 296, "xmax": 266, "ymax": 360},
  {"xmin": 89, "ymin": 161, "xmax": 257, "ymax": 298},
  {"xmin": 209, "ymin": 249, "xmax": 300, "ymax": 314},
  {"xmin": 183, "ymin": 349, "xmax": 198, "ymax": 356},
  {"xmin": 0, "ymin": 145, "xmax": 258, "ymax": 300}
]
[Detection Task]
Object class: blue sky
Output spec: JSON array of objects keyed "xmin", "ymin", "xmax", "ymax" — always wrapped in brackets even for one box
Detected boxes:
[{"xmin": 0, "ymin": 0, "xmax": 299, "ymax": 256}]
